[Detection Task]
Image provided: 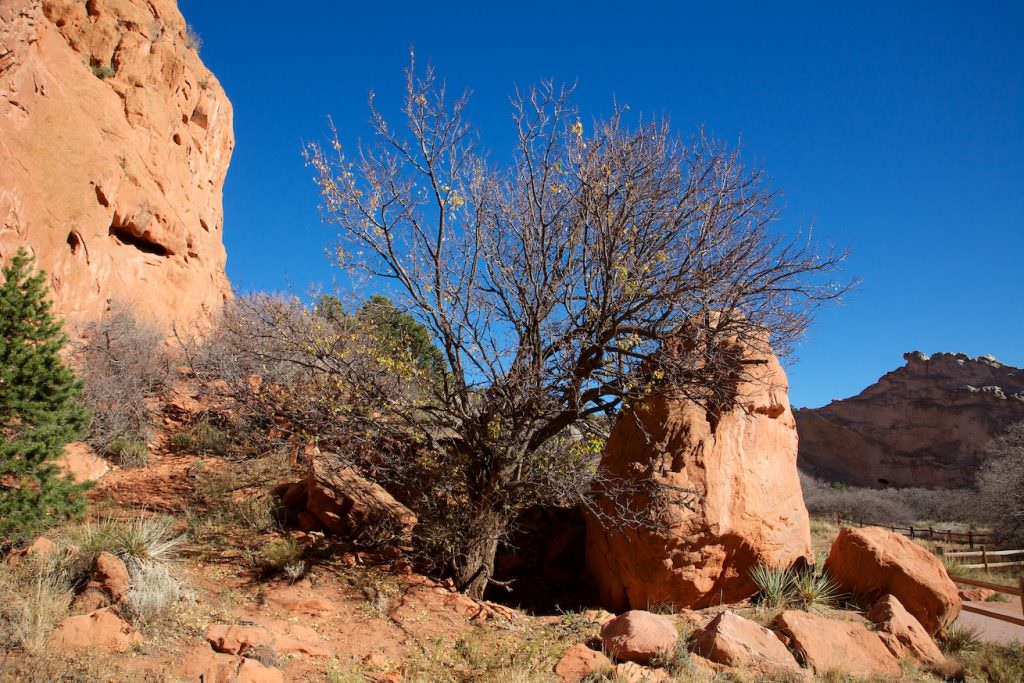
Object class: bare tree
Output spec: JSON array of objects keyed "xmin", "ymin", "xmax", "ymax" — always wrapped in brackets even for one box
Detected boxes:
[
  {"xmin": 303, "ymin": 59, "xmax": 850, "ymax": 597},
  {"xmin": 977, "ymin": 422, "xmax": 1024, "ymax": 543}
]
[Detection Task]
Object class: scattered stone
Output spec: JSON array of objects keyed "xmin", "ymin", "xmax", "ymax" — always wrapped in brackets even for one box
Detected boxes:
[
  {"xmin": 614, "ymin": 661, "xmax": 671, "ymax": 682},
  {"xmin": 205, "ymin": 622, "xmax": 329, "ymax": 657},
  {"xmin": 5, "ymin": 536, "xmax": 58, "ymax": 565},
  {"xmin": 959, "ymin": 588, "xmax": 996, "ymax": 602},
  {"xmin": 868, "ymin": 594, "xmax": 946, "ymax": 668},
  {"xmin": 554, "ymin": 643, "xmax": 613, "ymax": 682},
  {"xmin": 773, "ymin": 609, "xmax": 901, "ymax": 678},
  {"xmin": 690, "ymin": 611, "xmax": 804, "ymax": 677},
  {"xmin": 824, "ymin": 526, "xmax": 960, "ymax": 634},
  {"xmin": 585, "ymin": 330, "xmax": 812, "ymax": 610},
  {"xmin": 177, "ymin": 643, "xmax": 285, "ymax": 682},
  {"xmin": 599, "ymin": 610, "xmax": 678, "ymax": 665},
  {"xmin": 48, "ymin": 607, "xmax": 142, "ymax": 653}
]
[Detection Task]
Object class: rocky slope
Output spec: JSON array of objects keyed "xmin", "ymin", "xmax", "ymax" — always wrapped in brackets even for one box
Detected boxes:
[
  {"xmin": 796, "ymin": 352, "xmax": 1024, "ymax": 488},
  {"xmin": 0, "ymin": 0, "xmax": 232, "ymax": 331}
]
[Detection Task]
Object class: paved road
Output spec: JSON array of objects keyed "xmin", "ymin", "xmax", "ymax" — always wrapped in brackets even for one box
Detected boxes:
[{"xmin": 956, "ymin": 601, "xmax": 1024, "ymax": 645}]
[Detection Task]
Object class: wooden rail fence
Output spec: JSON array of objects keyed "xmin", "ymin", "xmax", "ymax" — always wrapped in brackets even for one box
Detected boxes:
[
  {"xmin": 950, "ymin": 574, "xmax": 1024, "ymax": 628},
  {"xmin": 834, "ymin": 514, "xmax": 995, "ymax": 548},
  {"xmin": 939, "ymin": 547, "xmax": 1024, "ymax": 571}
]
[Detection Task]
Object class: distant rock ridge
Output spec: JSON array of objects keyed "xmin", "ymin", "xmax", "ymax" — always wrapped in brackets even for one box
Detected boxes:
[
  {"xmin": 0, "ymin": 0, "xmax": 233, "ymax": 331},
  {"xmin": 796, "ymin": 351, "xmax": 1024, "ymax": 488}
]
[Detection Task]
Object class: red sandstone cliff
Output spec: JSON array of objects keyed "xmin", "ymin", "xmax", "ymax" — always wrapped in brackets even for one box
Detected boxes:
[
  {"xmin": 796, "ymin": 352, "xmax": 1024, "ymax": 488},
  {"xmin": 0, "ymin": 0, "xmax": 232, "ymax": 330}
]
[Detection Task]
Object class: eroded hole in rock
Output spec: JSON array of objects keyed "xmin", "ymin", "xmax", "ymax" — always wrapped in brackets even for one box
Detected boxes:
[
  {"xmin": 172, "ymin": 132, "xmax": 182, "ymax": 145},
  {"xmin": 109, "ymin": 224, "xmax": 169, "ymax": 256},
  {"xmin": 190, "ymin": 106, "xmax": 209, "ymax": 129},
  {"xmin": 67, "ymin": 231, "xmax": 81, "ymax": 254}
]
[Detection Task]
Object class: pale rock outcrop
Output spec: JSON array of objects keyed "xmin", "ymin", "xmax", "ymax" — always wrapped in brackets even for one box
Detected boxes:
[
  {"xmin": 55, "ymin": 442, "xmax": 109, "ymax": 483},
  {"xmin": 824, "ymin": 526, "xmax": 960, "ymax": 634},
  {"xmin": 690, "ymin": 611, "xmax": 804, "ymax": 678},
  {"xmin": 797, "ymin": 352, "xmax": 1024, "ymax": 488},
  {"xmin": 0, "ymin": 0, "xmax": 233, "ymax": 332},
  {"xmin": 868, "ymin": 594, "xmax": 946, "ymax": 668},
  {"xmin": 599, "ymin": 610, "xmax": 678, "ymax": 664},
  {"xmin": 773, "ymin": 610, "xmax": 901, "ymax": 678},
  {"xmin": 585, "ymin": 334, "xmax": 812, "ymax": 610},
  {"xmin": 47, "ymin": 606, "xmax": 142, "ymax": 653}
]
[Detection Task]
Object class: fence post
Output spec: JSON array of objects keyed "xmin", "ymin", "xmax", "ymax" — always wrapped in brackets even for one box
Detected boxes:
[
  {"xmin": 929, "ymin": 526, "xmax": 934, "ymax": 541},
  {"xmin": 910, "ymin": 526, "xmax": 915, "ymax": 539},
  {"xmin": 946, "ymin": 530, "xmax": 952, "ymax": 544},
  {"xmin": 1019, "ymin": 574, "xmax": 1023, "ymax": 617},
  {"xmin": 968, "ymin": 530, "xmax": 973, "ymax": 549},
  {"xmin": 981, "ymin": 546, "xmax": 989, "ymax": 573}
]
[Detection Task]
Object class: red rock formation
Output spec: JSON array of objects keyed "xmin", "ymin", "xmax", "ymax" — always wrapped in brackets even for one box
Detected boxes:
[
  {"xmin": 585, "ymin": 336, "xmax": 812, "ymax": 611},
  {"xmin": 824, "ymin": 526, "xmax": 961, "ymax": 635},
  {"xmin": 796, "ymin": 352, "xmax": 1024, "ymax": 488},
  {"xmin": 772, "ymin": 610, "xmax": 901, "ymax": 678},
  {"xmin": 0, "ymin": 0, "xmax": 232, "ymax": 331}
]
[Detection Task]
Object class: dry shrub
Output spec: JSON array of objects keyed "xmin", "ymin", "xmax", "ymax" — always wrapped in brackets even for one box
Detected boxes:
[
  {"xmin": 122, "ymin": 559, "xmax": 188, "ymax": 629},
  {"xmin": 78, "ymin": 306, "xmax": 171, "ymax": 451},
  {"xmin": 800, "ymin": 472, "xmax": 978, "ymax": 525}
]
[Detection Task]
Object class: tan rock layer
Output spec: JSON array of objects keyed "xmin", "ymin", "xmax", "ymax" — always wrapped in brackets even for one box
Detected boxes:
[{"xmin": 0, "ymin": 0, "xmax": 233, "ymax": 332}]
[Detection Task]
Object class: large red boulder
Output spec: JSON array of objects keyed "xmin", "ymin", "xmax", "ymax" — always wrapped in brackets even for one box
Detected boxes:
[
  {"xmin": 599, "ymin": 610, "xmax": 678, "ymax": 664},
  {"xmin": 585, "ymin": 335, "xmax": 812, "ymax": 610},
  {"xmin": 690, "ymin": 611, "xmax": 804, "ymax": 678},
  {"xmin": 47, "ymin": 607, "xmax": 142, "ymax": 653},
  {"xmin": 824, "ymin": 526, "xmax": 960, "ymax": 634},
  {"xmin": 868, "ymin": 594, "xmax": 946, "ymax": 668},
  {"xmin": 773, "ymin": 610, "xmax": 901, "ymax": 678}
]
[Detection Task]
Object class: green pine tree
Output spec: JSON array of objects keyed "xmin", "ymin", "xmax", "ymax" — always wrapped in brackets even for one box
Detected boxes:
[{"xmin": 0, "ymin": 248, "xmax": 91, "ymax": 542}]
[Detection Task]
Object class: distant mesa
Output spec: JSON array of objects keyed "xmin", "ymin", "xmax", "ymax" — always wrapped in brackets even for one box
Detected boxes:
[
  {"xmin": 0, "ymin": 0, "xmax": 233, "ymax": 331},
  {"xmin": 796, "ymin": 351, "xmax": 1024, "ymax": 489}
]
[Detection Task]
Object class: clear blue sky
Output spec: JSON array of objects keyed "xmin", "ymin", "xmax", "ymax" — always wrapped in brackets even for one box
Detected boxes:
[{"xmin": 179, "ymin": 1, "xmax": 1023, "ymax": 408}]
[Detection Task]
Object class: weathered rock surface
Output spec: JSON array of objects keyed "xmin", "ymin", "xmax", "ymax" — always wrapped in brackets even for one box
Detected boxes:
[
  {"xmin": 56, "ymin": 441, "xmax": 110, "ymax": 483},
  {"xmin": 824, "ymin": 526, "xmax": 960, "ymax": 634},
  {"xmin": 0, "ymin": 0, "xmax": 233, "ymax": 332},
  {"xmin": 773, "ymin": 609, "xmax": 901, "ymax": 678},
  {"xmin": 585, "ymin": 334, "xmax": 812, "ymax": 610},
  {"xmin": 304, "ymin": 455, "xmax": 417, "ymax": 543},
  {"xmin": 205, "ymin": 622, "xmax": 329, "ymax": 657},
  {"xmin": 690, "ymin": 611, "xmax": 803, "ymax": 677},
  {"xmin": 868, "ymin": 594, "xmax": 946, "ymax": 668},
  {"xmin": 796, "ymin": 352, "xmax": 1024, "ymax": 488},
  {"xmin": 599, "ymin": 610, "xmax": 678, "ymax": 664},
  {"xmin": 177, "ymin": 643, "xmax": 285, "ymax": 683},
  {"xmin": 47, "ymin": 606, "xmax": 142, "ymax": 653},
  {"xmin": 553, "ymin": 643, "xmax": 613, "ymax": 682}
]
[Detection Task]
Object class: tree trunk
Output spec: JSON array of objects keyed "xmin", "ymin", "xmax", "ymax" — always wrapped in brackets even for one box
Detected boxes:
[{"xmin": 454, "ymin": 510, "xmax": 507, "ymax": 599}]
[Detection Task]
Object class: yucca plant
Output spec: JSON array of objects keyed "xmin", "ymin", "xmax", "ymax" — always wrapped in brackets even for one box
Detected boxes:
[
  {"xmin": 750, "ymin": 564, "xmax": 795, "ymax": 608},
  {"xmin": 941, "ymin": 624, "xmax": 982, "ymax": 655},
  {"xmin": 790, "ymin": 568, "xmax": 840, "ymax": 609}
]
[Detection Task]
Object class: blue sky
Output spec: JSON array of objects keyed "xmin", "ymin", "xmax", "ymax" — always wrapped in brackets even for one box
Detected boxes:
[{"xmin": 179, "ymin": 1, "xmax": 1023, "ymax": 408}]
